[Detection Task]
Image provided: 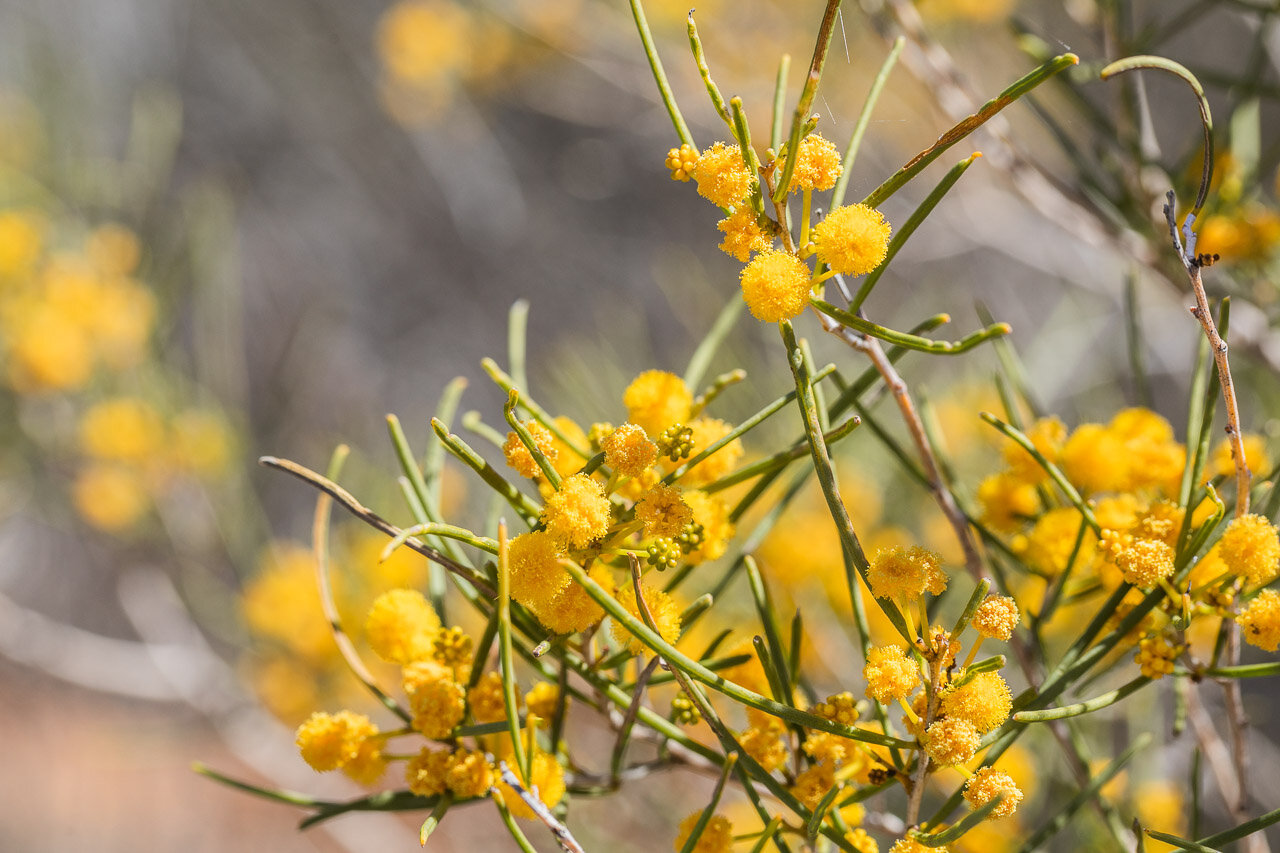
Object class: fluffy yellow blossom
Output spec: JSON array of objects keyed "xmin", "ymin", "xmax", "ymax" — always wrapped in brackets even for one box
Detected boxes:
[
  {"xmin": 739, "ymin": 249, "xmax": 812, "ymax": 323},
  {"xmin": 548, "ymin": 417, "xmax": 590, "ymax": 478},
  {"xmin": 508, "ymin": 530, "xmax": 570, "ymax": 612},
  {"xmin": 790, "ymin": 133, "xmax": 843, "ymax": 191},
  {"xmin": 963, "ymin": 767, "xmax": 1023, "ymax": 818},
  {"xmin": 682, "ymin": 490, "xmax": 735, "ymax": 563},
  {"xmin": 295, "ymin": 710, "xmax": 377, "ymax": 772},
  {"xmin": 804, "ymin": 732, "xmax": 854, "ymax": 768},
  {"xmin": 1218, "ymin": 514, "xmax": 1280, "ymax": 586},
  {"xmin": 72, "ymin": 463, "xmax": 150, "ymax": 531},
  {"xmin": 1002, "ymin": 416, "xmax": 1067, "ymax": 484},
  {"xmin": 1060, "ymin": 423, "xmax": 1128, "ymax": 494},
  {"xmin": 681, "ymin": 418, "xmax": 744, "ymax": 486},
  {"xmin": 7, "ymin": 305, "xmax": 94, "ymax": 391},
  {"xmin": 674, "ymin": 812, "xmax": 734, "ymax": 853},
  {"xmin": 890, "ymin": 838, "xmax": 945, "ymax": 853},
  {"xmin": 503, "ymin": 420, "xmax": 558, "ymax": 479},
  {"xmin": 717, "ymin": 207, "xmax": 771, "ymax": 261},
  {"xmin": 624, "ymin": 370, "xmax": 693, "ymax": 437},
  {"xmin": 791, "ymin": 762, "xmax": 837, "ymax": 810},
  {"xmin": 971, "ymin": 594, "xmax": 1020, "ymax": 641},
  {"xmin": 846, "ymin": 828, "xmax": 880, "ymax": 853},
  {"xmin": 867, "ymin": 546, "xmax": 947, "ymax": 601},
  {"xmin": 405, "ymin": 747, "xmax": 451, "ymax": 797},
  {"xmin": 940, "ymin": 672, "xmax": 1012, "ymax": 733},
  {"xmin": 1020, "ymin": 507, "xmax": 1096, "ymax": 577},
  {"xmin": 694, "ymin": 142, "xmax": 753, "ymax": 208},
  {"xmin": 541, "ymin": 473, "xmax": 612, "ymax": 547},
  {"xmin": 977, "ymin": 472, "xmax": 1040, "ymax": 532},
  {"xmin": 863, "ymin": 644, "xmax": 920, "ymax": 704},
  {"xmin": 1237, "ymin": 589, "xmax": 1280, "ymax": 651},
  {"xmin": 365, "ymin": 589, "xmax": 440, "ymax": 664},
  {"xmin": 526, "ymin": 563, "xmax": 609, "ymax": 635},
  {"xmin": 403, "ymin": 660, "xmax": 466, "ymax": 737},
  {"xmin": 1134, "ymin": 779, "xmax": 1187, "ymax": 842},
  {"xmin": 342, "ymin": 730, "xmax": 387, "ymax": 786},
  {"xmin": 494, "ymin": 750, "xmax": 566, "ymax": 818},
  {"xmin": 1111, "ymin": 537, "xmax": 1176, "ymax": 588},
  {"xmin": 666, "ymin": 143, "xmax": 698, "ymax": 182},
  {"xmin": 925, "ymin": 717, "xmax": 981, "ymax": 766},
  {"xmin": 445, "ymin": 748, "xmax": 493, "ymax": 798},
  {"xmin": 78, "ymin": 397, "xmax": 166, "ymax": 462},
  {"xmin": 813, "ymin": 204, "xmax": 891, "ymax": 276},
  {"xmin": 466, "ymin": 670, "xmax": 509, "ymax": 723},
  {"xmin": 525, "ymin": 681, "xmax": 560, "ymax": 724},
  {"xmin": 612, "ymin": 582, "xmax": 681, "ymax": 654},
  {"xmin": 740, "ymin": 720, "xmax": 789, "ymax": 772},
  {"xmin": 636, "ymin": 482, "xmax": 692, "ymax": 538},
  {"xmin": 602, "ymin": 422, "xmax": 657, "ymax": 477}
]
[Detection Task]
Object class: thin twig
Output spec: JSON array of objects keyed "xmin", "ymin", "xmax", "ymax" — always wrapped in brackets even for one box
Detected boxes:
[
  {"xmin": 260, "ymin": 455, "xmax": 497, "ymax": 598},
  {"xmin": 495, "ymin": 762, "xmax": 586, "ymax": 853}
]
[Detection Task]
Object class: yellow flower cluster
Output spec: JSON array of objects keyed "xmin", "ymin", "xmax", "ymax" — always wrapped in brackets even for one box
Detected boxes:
[
  {"xmin": 1237, "ymin": 589, "xmax": 1280, "ymax": 651},
  {"xmin": 867, "ymin": 546, "xmax": 948, "ymax": 601},
  {"xmin": 295, "ymin": 710, "xmax": 384, "ymax": 784},
  {"xmin": 963, "ymin": 767, "xmax": 1024, "ymax": 818},
  {"xmin": 863, "ymin": 644, "xmax": 921, "ymax": 704},
  {"xmin": 673, "ymin": 812, "xmax": 735, "ymax": 853}
]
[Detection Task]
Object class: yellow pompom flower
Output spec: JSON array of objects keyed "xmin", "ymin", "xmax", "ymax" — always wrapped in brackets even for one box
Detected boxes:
[
  {"xmin": 694, "ymin": 141, "xmax": 753, "ymax": 208},
  {"xmin": 624, "ymin": 370, "xmax": 693, "ymax": 438},
  {"xmin": 507, "ymin": 530, "xmax": 570, "ymax": 612},
  {"xmin": 405, "ymin": 747, "xmax": 452, "ymax": 796},
  {"xmin": 602, "ymin": 422, "xmax": 658, "ymax": 477},
  {"xmin": 867, "ymin": 546, "xmax": 947, "ymax": 601},
  {"xmin": 1113, "ymin": 538, "xmax": 1175, "ymax": 588},
  {"xmin": 739, "ymin": 720, "xmax": 789, "ymax": 772},
  {"xmin": 365, "ymin": 589, "xmax": 440, "ymax": 664},
  {"xmin": 1217, "ymin": 514, "xmax": 1280, "ymax": 586},
  {"xmin": 682, "ymin": 418, "xmax": 744, "ymax": 486},
  {"xmin": 72, "ymin": 463, "xmax": 150, "ymax": 531},
  {"xmin": 402, "ymin": 660, "xmax": 466, "ymax": 738},
  {"xmin": 717, "ymin": 207, "xmax": 771, "ymax": 261},
  {"xmin": 673, "ymin": 811, "xmax": 734, "ymax": 853},
  {"xmin": 1060, "ymin": 423, "xmax": 1128, "ymax": 494},
  {"xmin": 739, "ymin": 249, "xmax": 812, "ymax": 323},
  {"xmin": 466, "ymin": 670, "xmax": 509, "ymax": 724},
  {"xmin": 541, "ymin": 473, "xmax": 612, "ymax": 548},
  {"xmin": 845, "ymin": 828, "xmax": 880, "ymax": 853},
  {"xmin": 971, "ymin": 594, "xmax": 1020, "ymax": 641},
  {"xmin": 790, "ymin": 132, "xmax": 843, "ymax": 192},
  {"xmin": 78, "ymin": 397, "xmax": 166, "ymax": 462},
  {"xmin": 666, "ymin": 143, "xmax": 698, "ymax": 182},
  {"xmin": 494, "ymin": 750, "xmax": 566, "ymax": 818},
  {"xmin": 813, "ymin": 204, "xmax": 891, "ymax": 276},
  {"xmin": 295, "ymin": 710, "xmax": 377, "ymax": 772},
  {"xmin": 1237, "ymin": 589, "xmax": 1280, "ymax": 651},
  {"xmin": 963, "ymin": 767, "xmax": 1023, "ymax": 818},
  {"xmin": 940, "ymin": 672, "xmax": 1012, "ymax": 734},
  {"xmin": 925, "ymin": 717, "xmax": 980, "ymax": 766},
  {"xmin": 444, "ymin": 748, "xmax": 493, "ymax": 798},
  {"xmin": 890, "ymin": 838, "xmax": 943, "ymax": 853},
  {"xmin": 503, "ymin": 420, "xmax": 558, "ymax": 479},
  {"xmin": 636, "ymin": 483, "xmax": 693, "ymax": 538},
  {"xmin": 681, "ymin": 489, "xmax": 735, "ymax": 563},
  {"xmin": 804, "ymin": 732, "xmax": 850, "ymax": 767},
  {"xmin": 612, "ymin": 582, "xmax": 681, "ymax": 654},
  {"xmin": 791, "ymin": 762, "xmax": 838, "ymax": 810},
  {"xmin": 976, "ymin": 472, "xmax": 1040, "ymax": 532},
  {"xmin": 525, "ymin": 563, "xmax": 609, "ymax": 635},
  {"xmin": 863, "ymin": 644, "xmax": 921, "ymax": 704},
  {"xmin": 525, "ymin": 681, "xmax": 560, "ymax": 724}
]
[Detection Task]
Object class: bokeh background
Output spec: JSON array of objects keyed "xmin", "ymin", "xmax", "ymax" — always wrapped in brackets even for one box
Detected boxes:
[{"xmin": 3, "ymin": 0, "xmax": 1280, "ymax": 849}]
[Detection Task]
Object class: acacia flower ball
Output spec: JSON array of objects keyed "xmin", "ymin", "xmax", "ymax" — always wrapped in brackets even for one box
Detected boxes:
[
  {"xmin": 601, "ymin": 422, "xmax": 658, "ymax": 477},
  {"xmin": 740, "ymin": 721, "xmax": 788, "ymax": 772},
  {"xmin": 924, "ymin": 717, "xmax": 980, "ymax": 766},
  {"xmin": 739, "ymin": 249, "xmax": 812, "ymax": 323},
  {"xmin": 963, "ymin": 767, "xmax": 1023, "ymax": 818},
  {"xmin": 863, "ymin": 644, "xmax": 920, "ymax": 704},
  {"xmin": 402, "ymin": 660, "xmax": 466, "ymax": 738},
  {"xmin": 1238, "ymin": 589, "xmax": 1280, "ymax": 651},
  {"xmin": 444, "ymin": 748, "xmax": 493, "ymax": 798},
  {"xmin": 507, "ymin": 530, "xmax": 570, "ymax": 612},
  {"xmin": 889, "ymin": 838, "xmax": 942, "ymax": 853},
  {"xmin": 867, "ymin": 546, "xmax": 947, "ymax": 601},
  {"xmin": 541, "ymin": 473, "xmax": 612, "ymax": 548},
  {"xmin": 495, "ymin": 750, "xmax": 565, "ymax": 819},
  {"xmin": 813, "ymin": 204, "xmax": 891, "ymax": 276},
  {"xmin": 1218, "ymin": 513, "xmax": 1280, "ymax": 586},
  {"xmin": 674, "ymin": 812, "xmax": 734, "ymax": 853},
  {"xmin": 717, "ymin": 207, "xmax": 771, "ymax": 261},
  {"xmin": 1115, "ymin": 537, "xmax": 1176, "ymax": 588},
  {"xmin": 295, "ymin": 710, "xmax": 378, "ymax": 773},
  {"xmin": 405, "ymin": 747, "xmax": 452, "ymax": 797},
  {"xmin": 971, "ymin": 594, "xmax": 1020, "ymax": 641},
  {"xmin": 682, "ymin": 418, "xmax": 745, "ymax": 486},
  {"xmin": 790, "ymin": 763, "xmax": 837, "ymax": 810},
  {"xmin": 635, "ymin": 482, "xmax": 692, "ymax": 538},
  {"xmin": 790, "ymin": 133, "xmax": 843, "ymax": 192},
  {"xmin": 365, "ymin": 589, "xmax": 441, "ymax": 664},
  {"xmin": 694, "ymin": 141, "xmax": 753, "ymax": 208},
  {"xmin": 624, "ymin": 370, "xmax": 693, "ymax": 437},
  {"xmin": 612, "ymin": 582, "xmax": 681, "ymax": 654},
  {"xmin": 940, "ymin": 672, "xmax": 1012, "ymax": 734},
  {"xmin": 503, "ymin": 420, "xmax": 558, "ymax": 479},
  {"xmin": 466, "ymin": 670, "xmax": 508, "ymax": 723}
]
